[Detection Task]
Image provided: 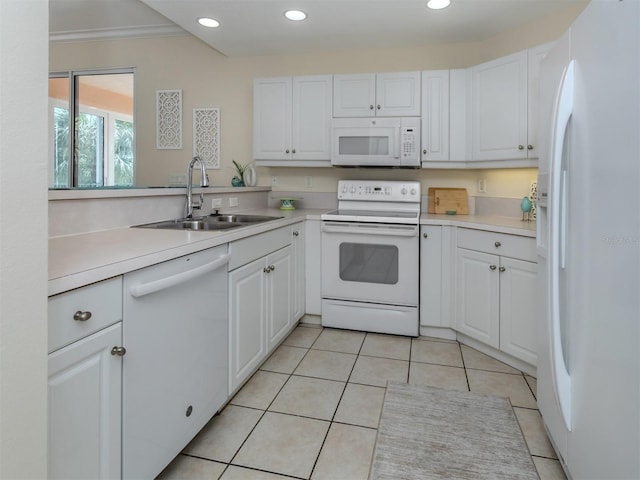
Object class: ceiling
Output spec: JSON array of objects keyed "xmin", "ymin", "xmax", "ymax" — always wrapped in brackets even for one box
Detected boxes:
[{"xmin": 50, "ymin": 0, "xmax": 589, "ymax": 57}]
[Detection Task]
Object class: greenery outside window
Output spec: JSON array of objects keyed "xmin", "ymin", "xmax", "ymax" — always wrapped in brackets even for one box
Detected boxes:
[{"xmin": 49, "ymin": 69, "xmax": 135, "ymax": 188}]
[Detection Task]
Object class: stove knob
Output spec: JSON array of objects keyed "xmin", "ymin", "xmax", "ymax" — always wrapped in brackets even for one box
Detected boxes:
[
  {"xmin": 401, "ymin": 188, "xmax": 407, "ymax": 195},
  {"xmin": 341, "ymin": 185, "xmax": 348, "ymax": 193},
  {"xmin": 350, "ymin": 186, "xmax": 356, "ymax": 194},
  {"xmin": 410, "ymin": 188, "xmax": 417, "ymax": 196}
]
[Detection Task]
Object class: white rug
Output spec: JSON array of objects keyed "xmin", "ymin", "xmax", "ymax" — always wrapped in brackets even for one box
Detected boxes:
[{"xmin": 369, "ymin": 383, "xmax": 538, "ymax": 480}]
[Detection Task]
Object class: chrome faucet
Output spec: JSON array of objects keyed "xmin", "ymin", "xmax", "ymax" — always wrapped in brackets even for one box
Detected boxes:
[{"xmin": 186, "ymin": 156, "xmax": 209, "ymax": 218}]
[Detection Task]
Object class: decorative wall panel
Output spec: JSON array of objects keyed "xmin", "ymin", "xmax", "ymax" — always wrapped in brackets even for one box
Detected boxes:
[
  {"xmin": 193, "ymin": 108, "xmax": 220, "ymax": 169},
  {"xmin": 156, "ymin": 89, "xmax": 182, "ymax": 149}
]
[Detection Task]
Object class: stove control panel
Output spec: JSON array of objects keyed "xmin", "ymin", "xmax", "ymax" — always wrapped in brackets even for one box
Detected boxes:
[{"xmin": 337, "ymin": 180, "xmax": 421, "ymax": 202}]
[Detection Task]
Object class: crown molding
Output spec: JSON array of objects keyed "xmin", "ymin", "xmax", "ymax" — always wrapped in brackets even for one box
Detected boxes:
[{"xmin": 49, "ymin": 25, "xmax": 186, "ymax": 43}]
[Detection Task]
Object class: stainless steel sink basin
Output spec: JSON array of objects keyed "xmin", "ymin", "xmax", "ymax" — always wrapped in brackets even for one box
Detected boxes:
[{"xmin": 134, "ymin": 214, "xmax": 282, "ymax": 231}]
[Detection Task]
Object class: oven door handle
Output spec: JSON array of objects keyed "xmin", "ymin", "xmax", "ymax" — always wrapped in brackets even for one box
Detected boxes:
[{"xmin": 322, "ymin": 223, "xmax": 418, "ymax": 237}]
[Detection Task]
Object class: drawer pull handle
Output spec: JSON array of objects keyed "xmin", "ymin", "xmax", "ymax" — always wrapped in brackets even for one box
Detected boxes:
[
  {"xmin": 111, "ymin": 346, "xmax": 126, "ymax": 356},
  {"xmin": 73, "ymin": 310, "xmax": 92, "ymax": 322},
  {"xmin": 490, "ymin": 265, "xmax": 497, "ymax": 271},
  {"xmin": 499, "ymin": 266, "xmax": 506, "ymax": 272},
  {"xmin": 494, "ymin": 241, "xmax": 502, "ymax": 248}
]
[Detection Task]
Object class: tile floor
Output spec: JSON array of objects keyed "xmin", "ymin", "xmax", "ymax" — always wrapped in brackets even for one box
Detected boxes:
[{"xmin": 157, "ymin": 325, "xmax": 566, "ymax": 480}]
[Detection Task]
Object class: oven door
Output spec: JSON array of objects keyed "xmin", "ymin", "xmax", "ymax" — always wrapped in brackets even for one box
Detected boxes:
[{"xmin": 321, "ymin": 221, "xmax": 419, "ymax": 306}]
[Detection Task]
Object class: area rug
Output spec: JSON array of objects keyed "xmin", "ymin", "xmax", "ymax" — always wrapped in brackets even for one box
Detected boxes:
[{"xmin": 369, "ymin": 383, "xmax": 537, "ymax": 480}]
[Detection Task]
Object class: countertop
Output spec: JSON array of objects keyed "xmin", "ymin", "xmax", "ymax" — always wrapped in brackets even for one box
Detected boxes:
[{"xmin": 49, "ymin": 208, "xmax": 534, "ymax": 296}]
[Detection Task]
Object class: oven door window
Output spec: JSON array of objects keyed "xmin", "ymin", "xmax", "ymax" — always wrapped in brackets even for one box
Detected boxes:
[{"xmin": 339, "ymin": 242, "xmax": 398, "ymax": 284}]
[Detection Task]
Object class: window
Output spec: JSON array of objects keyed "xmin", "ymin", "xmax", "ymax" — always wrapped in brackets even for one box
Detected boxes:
[{"xmin": 49, "ymin": 69, "xmax": 135, "ymax": 188}]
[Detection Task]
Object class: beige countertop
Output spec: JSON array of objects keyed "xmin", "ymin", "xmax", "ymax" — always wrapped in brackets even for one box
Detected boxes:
[{"xmin": 49, "ymin": 208, "xmax": 535, "ymax": 296}]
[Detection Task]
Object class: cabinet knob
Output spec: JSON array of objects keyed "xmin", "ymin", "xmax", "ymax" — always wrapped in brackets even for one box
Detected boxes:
[
  {"xmin": 499, "ymin": 266, "xmax": 506, "ymax": 272},
  {"xmin": 263, "ymin": 266, "xmax": 271, "ymax": 273},
  {"xmin": 186, "ymin": 405, "xmax": 193, "ymax": 417},
  {"xmin": 73, "ymin": 310, "xmax": 92, "ymax": 322},
  {"xmin": 423, "ymin": 149, "xmax": 427, "ymax": 155},
  {"xmin": 293, "ymin": 231, "xmax": 300, "ymax": 237},
  {"xmin": 518, "ymin": 145, "xmax": 525, "ymax": 150},
  {"xmin": 377, "ymin": 104, "xmax": 381, "ymax": 110},
  {"xmin": 269, "ymin": 264, "xmax": 275, "ymax": 271},
  {"xmin": 490, "ymin": 265, "xmax": 497, "ymax": 271},
  {"xmin": 527, "ymin": 144, "xmax": 534, "ymax": 150},
  {"xmin": 423, "ymin": 233, "xmax": 428, "ymax": 238},
  {"xmin": 285, "ymin": 149, "xmax": 290, "ymax": 154},
  {"xmin": 292, "ymin": 149, "xmax": 296, "ymax": 154},
  {"xmin": 111, "ymin": 346, "xmax": 126, "ymax": 356},
  {"xmin": 369, "ymin": 105, "xmax": 374, "ymax": 110},
  {"xmin": 494, "ymin": 241, "xmax": 502, "ymax": 248}
]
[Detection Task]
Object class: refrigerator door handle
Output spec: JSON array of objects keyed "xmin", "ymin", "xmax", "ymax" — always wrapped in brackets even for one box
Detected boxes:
[{"xmin": 549, "ymin": 60, "xmax": 574, "ymax": 432}]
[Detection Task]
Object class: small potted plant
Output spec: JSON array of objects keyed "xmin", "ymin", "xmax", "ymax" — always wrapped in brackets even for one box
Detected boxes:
[{"xmin": 231, "ymin": 160, "xmax": 247, "ymax": 187}]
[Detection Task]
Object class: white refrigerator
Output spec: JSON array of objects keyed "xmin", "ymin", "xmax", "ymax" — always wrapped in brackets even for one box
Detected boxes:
[{"xmin": 537, "ymin": 0, "xmax": 640, "ymax": 478}]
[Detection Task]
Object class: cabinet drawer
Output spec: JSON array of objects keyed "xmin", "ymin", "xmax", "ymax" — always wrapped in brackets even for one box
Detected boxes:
[
  {"xmin": 457, "ymin": 228, "xmax": 535, "ymax": 262},
  {"xmin": 48, "ymin": 276, "xmax": 123, "ymax": 353},
  {"xmin": 229, "ymin": 226, "xmax": 291, "ymax": 270}
]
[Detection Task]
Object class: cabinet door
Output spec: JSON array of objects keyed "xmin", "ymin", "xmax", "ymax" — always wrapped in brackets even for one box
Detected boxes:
[
  {"xmin": 333, "ymin": 73, "xmax": 376, "ymax": 117},
  {"xmin": 499, "ymin": 257, "xmax": 538, "ymax": 366},
  {"xmin": 421, "ymin": 70, "xmax": 449, "ymax": 162},
  {"xmin": 229, "ymin": 257, "xmax": 267, "ymax": 393},
  {"xmin": 455, "ymin": 248, "xmax": 500, "ymax": 348},
  {"xmin": 291, "ymin": 224, "xmax": 306, "ymax": 321},
  {"xmin": 253, "ymin": 77, "xmax": 292, "ymax": 160},
  {"xmin": 267, "ymin": 246, "xmax": 293, "ymax": 350},
  {"xmin": 292, "ymin": 75, "xmax": 332, "ymax": 161},
  {"xmin": 527, "ymin": 42, "xmax": 554, "ymax": 158},
  {"xmin": 420, "ymin": 226, "xmax": 443, "ymax": 327},
  {"xmin": 48, "ymin": 323, "xmax": 122, "ymax": 480},
  {"xmin": 471, "ymin": 51, "xmax": 527, "ymax": 161},
  {"xmin": 376, "ymin": 71, "xmax": 421, "ymax": 116}
]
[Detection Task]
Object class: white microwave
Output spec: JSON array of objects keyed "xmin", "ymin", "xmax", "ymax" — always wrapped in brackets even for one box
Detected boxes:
[{"xmin": 331, "ymin": 117, "xmax": 421, "ymax": 167}]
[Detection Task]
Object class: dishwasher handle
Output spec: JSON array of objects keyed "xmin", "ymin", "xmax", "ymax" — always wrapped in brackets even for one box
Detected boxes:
[{"xmin": 129, "ymin": 253, "xmax": 230, "ymax": 298}]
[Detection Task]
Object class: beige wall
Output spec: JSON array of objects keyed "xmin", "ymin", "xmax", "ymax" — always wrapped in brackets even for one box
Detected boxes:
[{"xmin": 49, "ymin": 3, "xmax": 585, "ymax": 194}]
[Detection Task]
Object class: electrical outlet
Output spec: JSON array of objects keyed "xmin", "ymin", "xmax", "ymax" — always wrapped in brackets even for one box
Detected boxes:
[
  {"xmin": 229, "ymin": 197, "xmax": 238, "ymax": 208},
  {"xmin": 211, "ymin": 198, "xmax": 222, "ymax": 209},
  {"xmin": 477, "ymin": 179, "xmax": 487, "ymax": 193},
  {"xmin": 271, "ymin": 176, "xmax": 279, "ymax": 186},
  {"xmin": 304, "ymin": 176, "xmax": 313, "ymax": 188}
]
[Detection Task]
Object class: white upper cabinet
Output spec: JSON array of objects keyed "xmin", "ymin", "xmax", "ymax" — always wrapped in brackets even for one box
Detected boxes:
[
  {"xmin": 470, "ymin": 43, "xmax": 554, "ymax": 164},
  {"xmin": 421, "ymin": 70, "xmax": 450, "ymax": 163},
  {"xmin": 471, "ymin": 50, "xmax": 528, "ymax": 161},
  {"xmin": 254, "ymin": 75, "xmax": 332, "ymax": 166},
  {"xmin": 333, "ymin": 72, "xmax": 421, "ymax": 117}
]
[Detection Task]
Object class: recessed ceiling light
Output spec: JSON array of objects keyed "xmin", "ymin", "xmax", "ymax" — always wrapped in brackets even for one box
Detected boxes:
[
  {"xmin": 197, "ymin": 17, "xmax": 220, "ymax": 28},
  {"xmin": 426, "ymin": 0, "xmax": 451, "ymax": 10},
  {"xmin": 284, "ymin": 10, "xmax": 307, "ymax": 21}
]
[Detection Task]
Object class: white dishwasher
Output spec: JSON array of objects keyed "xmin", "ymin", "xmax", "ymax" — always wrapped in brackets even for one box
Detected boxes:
[{"xmin": 122, "ymin": 245, "xmax": 229, "ymax": 480}]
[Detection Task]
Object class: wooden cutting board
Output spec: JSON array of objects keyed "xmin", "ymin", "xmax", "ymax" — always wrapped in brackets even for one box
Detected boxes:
[{"xmin": 427, "ymin": 188, "xmax": 469, "ymax": 214}]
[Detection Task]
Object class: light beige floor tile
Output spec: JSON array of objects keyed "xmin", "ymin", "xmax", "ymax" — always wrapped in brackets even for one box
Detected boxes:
[
  {"xmin": 311, "ymin": 328, "xmax": 366, "ymax": 354},
  {"xmin": 419, "ymin": 335, "xmax": 457, "ymax": 344},
  {"xmin": 466, "ymin": 369, "xmax": 537, "ymax": 408},
  {"xmin": 283, "ymin": 325, "xmax": 322, "ymax": 348},
  {"xmin": 461, "ymin": 344, "xmax": 520, "ymax": 374},
  {"xmin": 514, "ymin": 407, "xmax": 557, "ymax": 458},
  {"xmin": 230, "ymin": 371, "xmax": 289, "ymax": 410},
  {"xmin": 220, "ymin": 465, "xmax": 292, "ymax": 480},
  {"xmin": 157, "ymin": 455, "xmax": 226, "ymax": 480},
  {"xmin": 334, "ymin": 383, "xmax": 386, "ymax": 428},
  {"xmin": 408, "ymin": 362, "xmax": 469, "ymax": 392},
  {"xmin": 183, "ymin": 405, "xmax": 263, "ymax": 463},
  {"xmin": 269, "ymin": 375, "xmax": 345, "ymax": 420},
  {"xmin": 233, "ymin": 411, "xmax": 330, "ymax": 479},
  {"xmin": 349, "ymin": 355, "xmax": 409, "ymax": 387},
  {"xmin": 525, "ymin": 374, "xmax": 538, "ymax": 398},
  {"xmin": 294, "ymin": 349, "xmax": 357, "ymax": 381},
  {"xmin": 411, "ymin": 338, "xmax": 463, "ymax": 367},
  {"xmin": 533, "ymin": 456, "xmax": 568, "ymax": 480},
  {"xmin": 360, "ymin": 333, "xmax": 411, "ymax": 360},
  {"xmin": 260, "ymin": 345, "xmax": 308, "ymax": 374},
  {"xmin": 311, "ymin": 423, "xmax": 377, "ymax": 480}
]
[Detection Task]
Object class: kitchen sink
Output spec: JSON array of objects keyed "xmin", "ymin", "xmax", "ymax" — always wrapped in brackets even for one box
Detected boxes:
[{"xmin": 133, "ymin": 214, "xmax": 282, "ymax": 231}]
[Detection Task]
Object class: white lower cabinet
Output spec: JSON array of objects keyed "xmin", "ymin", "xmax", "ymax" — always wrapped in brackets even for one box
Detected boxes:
[
  {"xmin": 229, "ymin": 227, "xmax": 294, "ymax": 394},
  {"xmin": 47, "ymin": 277, "xmax": 123, "ymax": 480},
  {"xmin": 455, "ymin": 228, "xmax": 538, "ymax": 366}
]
